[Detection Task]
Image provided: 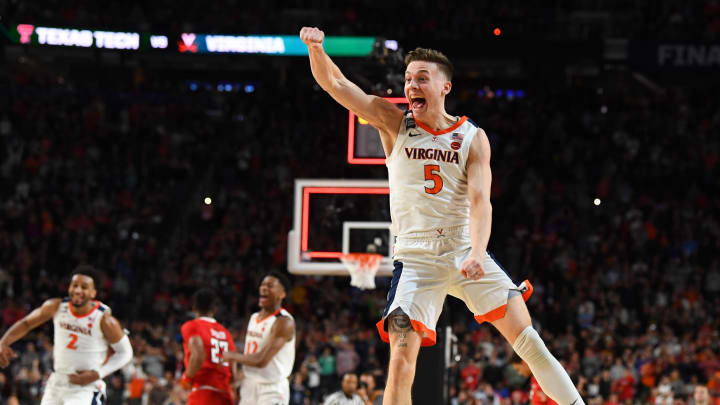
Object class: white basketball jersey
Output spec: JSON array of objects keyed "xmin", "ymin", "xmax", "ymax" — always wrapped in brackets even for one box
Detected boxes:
[
  {"xmin": 243, "ymin": 308, "xmax": 295, "ymax": 383},
  {"xmin": 52, "ymin": 299, "xmax": 111, "ymax": 375},
  {"xmin": 386, "ymin": 111, "xmax": 479, "ymax": 236}
]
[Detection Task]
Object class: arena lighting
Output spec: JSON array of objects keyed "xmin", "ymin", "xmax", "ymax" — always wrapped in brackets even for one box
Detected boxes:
[
  {"xmin": 384, "ymin": 39, "xmax": 398, "ymax": 51},
  {"xmin": 300, "ymin": 186, "xmax": 390, "ymax": 258},
  {"xmin": 477, "ymin": 88, "xmax": 526, "ymax": 100}
]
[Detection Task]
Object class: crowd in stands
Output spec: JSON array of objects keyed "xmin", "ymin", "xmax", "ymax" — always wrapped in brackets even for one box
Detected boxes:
[
  {"xmin": 1, "ymin": 32, "xmax": 720, "ymax": 405},
  {"xmin": 3, "ymin": 0, "xmax": 720, "ymax": 41}
]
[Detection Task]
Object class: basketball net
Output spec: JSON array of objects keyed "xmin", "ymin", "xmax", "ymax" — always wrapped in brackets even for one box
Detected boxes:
[{"xmin": 340, "ymin": 253, "xmax": 382, "ymax": 290}]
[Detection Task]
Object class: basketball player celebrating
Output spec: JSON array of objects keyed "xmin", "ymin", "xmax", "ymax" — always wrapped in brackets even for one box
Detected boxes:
[
  {"xmin": 223, "ymin": 272, "xmax": 295, "ymax": 405},
  {"xmin": 300, "ymin": 27, "xmax": 584, "ymax": 405},
  {"xmin": 0, "ymin": 265, "xmax": 133, "ymax": 404},
  {"xmin": 181, "ymin": 288, "xmax": 237, "ymax": 405}
]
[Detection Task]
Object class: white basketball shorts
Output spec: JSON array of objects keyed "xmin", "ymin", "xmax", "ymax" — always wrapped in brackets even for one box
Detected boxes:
[
  {"xmin": 376, "ymin": 225, "xmax": 533, "ymax": 346},
  {"xmin": 239, "ymin": 376, "xmax": 289, "ymax": 405},
  {"xmin": 40, "ymin": 372, "xmax": 106, "ymax": 405}
]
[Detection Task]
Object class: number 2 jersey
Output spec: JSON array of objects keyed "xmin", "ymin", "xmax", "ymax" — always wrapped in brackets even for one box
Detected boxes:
[
  {"xmin": 386, "ymin": 111, "xmax": 479, "ymax": 236},
  {"xmin": 181, "ymin": 317, "xmax": 236, "ymax": 391},
  {"xmin": 52, "ymin": 298, "xmax": 111, "ymax": 375},
  {"xmin": 243, "ymin": 309, "xmax": 295, "ymax": 383}
]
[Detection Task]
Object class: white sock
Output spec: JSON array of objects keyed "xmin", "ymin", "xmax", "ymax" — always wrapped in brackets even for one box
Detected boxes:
[{"xmin": 512, "ymin": 326, "xmax": 584, "ymax": 405}]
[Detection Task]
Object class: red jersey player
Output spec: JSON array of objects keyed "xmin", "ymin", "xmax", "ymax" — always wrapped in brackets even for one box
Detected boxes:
[
  {"xmin": 181, "ymin": 288, "xmax": 237, "ymax": 405},
  {"xmin": 531, "ymin": 376, "xmax": 558, "ymax": 405}
]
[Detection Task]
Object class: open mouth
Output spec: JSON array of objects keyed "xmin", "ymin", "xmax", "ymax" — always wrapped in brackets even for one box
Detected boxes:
[{"xmin": 410, "ymin": 97, "xmax": 426, "ymax": 110}]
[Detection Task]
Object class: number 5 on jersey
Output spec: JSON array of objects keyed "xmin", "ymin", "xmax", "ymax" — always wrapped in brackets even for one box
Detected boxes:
[
  {"xmin": 425, "ymin": 164, "xmax": 443, "ymax": 194},
  {"xmin": 210, "ymin": 338, "xmax": 229, "ymax": 366}
]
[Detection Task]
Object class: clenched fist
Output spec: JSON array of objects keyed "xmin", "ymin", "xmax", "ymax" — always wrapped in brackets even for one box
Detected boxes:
[
  {"xmin": 460, "ymin": 254, "xmax": 486, "ymax": 280},
  {"xmin": 0, "ymin": 343, "xmax": 18, "ymax": 368},
  {"xmin": 300, "ymin": 27, "xmax": 324, "ymax": 47}
]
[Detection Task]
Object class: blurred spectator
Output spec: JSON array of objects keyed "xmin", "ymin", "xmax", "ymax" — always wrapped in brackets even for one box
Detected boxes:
[
  {"xmin": 105, "ymin": 374, "xmax": 125, "ymax": 405},
  {"xmin": 290, "ymin": 373, "xmax": 309, "ymax": 405},
  {"xmin": 335, "ymin": 342, "xmax": 360, "ymax": 378},
  {"xmin": 688, "ymin": 384, "xmax": 711, "ymax": 405},
  {"xmin": 323, "ymin": 373, "xmax": 364, "ymax": 405},
  {"xmin": 304, "ymin": 354, "xmax": 323, "ymax": 403},
  {"xmin": 358, "ymin": 372, "xmax": 383, "ymax": 405}
]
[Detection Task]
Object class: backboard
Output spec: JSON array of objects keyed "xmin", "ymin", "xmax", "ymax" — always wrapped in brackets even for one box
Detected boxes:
[
  {"xmin": 347, "ymin": 97, "xmax": 408, "ymax": 165},
  {"xmin": 287, "ymin": 179, "xmax": 393, "ymax": 276}
]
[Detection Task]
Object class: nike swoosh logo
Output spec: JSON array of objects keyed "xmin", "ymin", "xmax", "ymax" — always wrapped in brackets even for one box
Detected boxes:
[{"xmin": 408, "ymin": 132, "xmax": 421, "ymax": 137}]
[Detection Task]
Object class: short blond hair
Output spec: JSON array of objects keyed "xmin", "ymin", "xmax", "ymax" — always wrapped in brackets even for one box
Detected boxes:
[{"xmin": 404, "ymin": 47, "xmax": 453, "ymax": 81}]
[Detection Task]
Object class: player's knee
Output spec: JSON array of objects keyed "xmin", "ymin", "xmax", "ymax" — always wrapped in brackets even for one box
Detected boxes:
[
  {"xmin": 512, "ymin": 326, "xmax": 551, "ymax": 364},
  {"xmin": 388, "ymin": 354, "xmax": 416, "ymax": 376}
]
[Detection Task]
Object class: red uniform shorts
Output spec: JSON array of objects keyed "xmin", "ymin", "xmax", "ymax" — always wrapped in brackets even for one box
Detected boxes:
[{"xmin": 187, "ymin": 388, "xmax": 232, "ymax": 405}]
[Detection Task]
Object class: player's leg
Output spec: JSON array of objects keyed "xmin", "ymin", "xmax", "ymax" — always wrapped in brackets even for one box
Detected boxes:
[
  {"xmin": 492, "ymin": 296, "xmax": 584, "ymax": 405},
  {"xmin": 383, "ymin": 309, "xmax": 422, "ymax": 405},
  {"xmin": 453, "ymin": 251, "xmax": 584, "ymax": 405},
  {"xmin": 378, "ymin": 238, "xmax": 451, "ymax": 404}
]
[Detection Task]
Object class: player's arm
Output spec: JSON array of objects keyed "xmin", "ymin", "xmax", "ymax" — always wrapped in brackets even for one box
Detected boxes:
[
  {"xmin": 0, "ymin": 298, "xmax": 60, "ymax": 368},
  {"xmin": 460, "ymin": 128, "xmax": 493, "ymax": 280},
  {"xmin": 222, "ymin": 317, "xmax": 294, "ymax": 368},
  {"xmin": 185, "ymin": 336, "xmax": 205, "ymax": 378},
  {"xmin": 69, "ymin": 312, "xmax": 133, "ymax": 385},
  {"xmin": 300, "ymin": 27, "xmax": 403, "ymax": 145}
]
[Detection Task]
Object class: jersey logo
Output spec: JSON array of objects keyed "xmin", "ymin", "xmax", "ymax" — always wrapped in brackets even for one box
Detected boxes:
[
  {"xmin": 451, "ymin": 132, "xmax": 464, "ymax": 141},
  {"xmin": 408, "ymin": 130, "xmax": 421, "ymax": 137},
  {"xmin": 405, "ymin": 116, "xmax": 416, "ymax": 129}
]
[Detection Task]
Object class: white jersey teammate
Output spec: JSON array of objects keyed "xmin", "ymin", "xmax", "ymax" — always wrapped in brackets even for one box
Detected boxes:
[
  {"xmin": 0, "ymin": 266, "xmax": 133, "ymax": 404},
  {"xmin": 224, "ymin": 272, "xmax": 296, "ymax": 405}
]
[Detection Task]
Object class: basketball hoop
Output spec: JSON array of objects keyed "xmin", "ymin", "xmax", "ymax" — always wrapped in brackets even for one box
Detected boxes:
[{"xmin": 340, "ymin": 253, "xmax": 383, "ymax": 290}]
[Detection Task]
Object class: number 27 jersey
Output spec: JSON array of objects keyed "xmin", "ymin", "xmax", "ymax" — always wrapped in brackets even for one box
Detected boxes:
[{"xmin": 181, "ymin": 317, "xmax": 236, "ymax": 391}]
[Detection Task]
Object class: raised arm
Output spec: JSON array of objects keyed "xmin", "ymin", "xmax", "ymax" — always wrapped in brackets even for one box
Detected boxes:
[
  {"xmin": 0, "ymin": 298, "xmax": 60, "ymax": 367},
  {"xmin": 300, "ymin": 27, "xmax": 403, "ymax": 153},
  {"xmin": 222, "ymin": 316, "xmax": 294, "ymax": 368}
]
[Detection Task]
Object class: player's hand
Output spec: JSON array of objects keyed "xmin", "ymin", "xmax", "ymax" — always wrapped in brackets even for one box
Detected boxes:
[
  {"xmin": 0, "ymin": 343, "xmax": 18, "ymax": 368},
  {"xmin": 300, "ymin": 27, "xmax": 324, "ymax": 47},
  {"xmin": 68, "ymin": 370, "xmax": 100, "ymax": 385},
  {"xmin": 180, "ymin": 372, "xmax": 192, "ymax": 390},
  {"xmin": 460, "ymin": 254, "xmax": 486, "ymax": 280}
]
